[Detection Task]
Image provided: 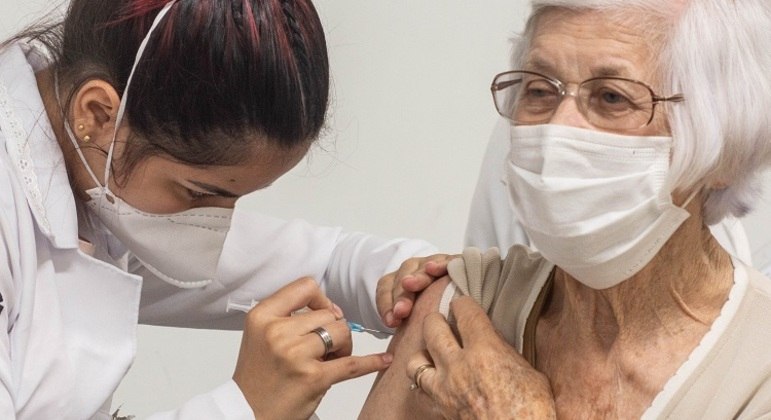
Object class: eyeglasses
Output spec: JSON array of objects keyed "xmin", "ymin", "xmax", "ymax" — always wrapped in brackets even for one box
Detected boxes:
[{"xmin": 490, "ymin": 70, "xmax": 684, "ymax": 131}]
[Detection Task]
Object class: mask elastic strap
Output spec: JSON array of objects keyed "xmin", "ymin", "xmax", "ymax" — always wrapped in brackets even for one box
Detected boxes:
[{"xmin": 103, "ymin": 0, "xmax": 178, "ymax": 196}]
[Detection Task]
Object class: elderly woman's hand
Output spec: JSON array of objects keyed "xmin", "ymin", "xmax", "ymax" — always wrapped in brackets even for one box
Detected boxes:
[
  {"xmin": 232, "ymin": 277, "xmax": 392, "ymax": 419},
  {"xmin": 376, "ymin": 254, "xmax": 456, "ymax": 328},
  {"xmin": 408, "ymin": 296, "xmax": 556, "ymax": 420}
]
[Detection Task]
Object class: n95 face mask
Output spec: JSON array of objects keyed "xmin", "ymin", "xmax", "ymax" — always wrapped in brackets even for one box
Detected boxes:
[
  {"xmin": 83, "ymin": 188, "xmax": 232, "ymax": 288},
  {"xmin": 62, "ymin": 2, "xmax": 232, "ymax": 288},
  {"xmin": 505, "ymin": 124, "xmax": 693, "ymax": 289}
]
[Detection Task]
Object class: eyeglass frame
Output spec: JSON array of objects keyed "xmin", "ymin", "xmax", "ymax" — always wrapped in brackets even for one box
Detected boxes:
[{"xmin": 490, "ymin": 70, "xmax": 685, "ymax": 130}]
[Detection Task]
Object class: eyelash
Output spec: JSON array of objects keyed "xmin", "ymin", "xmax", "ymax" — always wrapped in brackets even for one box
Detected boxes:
[{"xmin": 186, "ymin": 188, "xmax": 218, "ymax": 200}]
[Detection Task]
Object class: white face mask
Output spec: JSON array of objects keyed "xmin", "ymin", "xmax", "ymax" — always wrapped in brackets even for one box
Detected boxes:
[
  {"xmin": 62, "ymin": 1, "xmax": 232, "ymax": 289},
  {"xmin": 505, "ymin": 124, "xmax": 694, "ymax": 289}
]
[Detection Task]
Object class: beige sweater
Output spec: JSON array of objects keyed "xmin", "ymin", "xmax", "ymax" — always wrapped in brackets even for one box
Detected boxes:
[{"xmin": 441, "ymin": 245, "xmax": 771, "ymax": 419}]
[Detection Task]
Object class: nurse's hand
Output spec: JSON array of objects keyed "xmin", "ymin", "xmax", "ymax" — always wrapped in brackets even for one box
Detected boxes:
[
  {"xmin": 377, "ymin": 254, "xmax": 455, "ymax": 328},
  {"xmin": 407, "ymin": 296, "xmax": 556, "ymax": 419},
  {"xmin": 233, "ymin": 277, "xmax": 393, "ymax": 419}
]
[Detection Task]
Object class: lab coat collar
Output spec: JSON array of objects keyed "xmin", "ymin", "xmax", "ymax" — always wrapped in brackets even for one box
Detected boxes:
[{"xmin": 0, "ymin": 42, "xmax": 80, "ymax": 249}]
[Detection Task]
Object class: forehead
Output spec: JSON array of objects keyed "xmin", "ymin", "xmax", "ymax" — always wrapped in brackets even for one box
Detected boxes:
[{"xmin": 524, "ymin": 8, "xmax": 658, "ymax": 82}]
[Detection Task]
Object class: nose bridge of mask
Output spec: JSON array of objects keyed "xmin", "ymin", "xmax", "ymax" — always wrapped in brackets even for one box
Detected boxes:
[
  {"xmin": 511, "ymin": 125, "xmax": 671, "ymax": 168},
  {"xmin": 509, "ymin": 126, "xmax": 672, "ymax": 205}
]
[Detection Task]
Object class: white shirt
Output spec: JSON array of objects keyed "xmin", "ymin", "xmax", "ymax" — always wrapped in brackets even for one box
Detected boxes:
[
  {"xmin": 464, "ymin": 118, "xmax": 759, "ymax": 267},
  {"xmin": 0, "ymin": 42, "xmax": 435, "ymax": 419}
]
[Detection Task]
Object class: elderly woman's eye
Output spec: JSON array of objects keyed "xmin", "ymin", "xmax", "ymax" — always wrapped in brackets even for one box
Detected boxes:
[
  {"xmin": 600, "ymin": 91, "xmax": 626, "ymax": 104},
  {"xmin": 525, "ymin": 87, "xmax": 553, "ymax": 98},
  {"xmin": 522, "ymin": 80, "xmax": 557, "ymax": 98},
  {"xmin": 519, "ymin": 80, "xmax": 559, "ymax": 114},
  {"xmin": 591, "ymin": 88, "xmax": 638, "ymax": 113}
]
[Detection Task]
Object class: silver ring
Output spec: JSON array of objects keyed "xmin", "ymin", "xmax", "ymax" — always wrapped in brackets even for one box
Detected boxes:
[
  {"xmin": 311, "ymin": 326, "xmax": 334, "ymax": 358},
  {"xmin": 409, "ymin": 363, "xmax": 433, "ymax": 391}
]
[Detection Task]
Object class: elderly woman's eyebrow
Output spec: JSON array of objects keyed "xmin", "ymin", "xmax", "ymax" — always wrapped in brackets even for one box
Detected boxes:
[
  {"xmin": 525, "ymin": 54, "xmax": 636, "ymax": 80},
  {"xmin": 523, "ymin": 58, "xmax": 554, "ymax": 73},
  {"xmin": 591, "ymin": 65, "xmax": 629, "ymax": 78}
]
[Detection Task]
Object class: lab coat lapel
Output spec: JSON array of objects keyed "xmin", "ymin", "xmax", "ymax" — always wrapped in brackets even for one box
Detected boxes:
[
  {"xmin": 53, "ymin": 252, "xmax": 142, "ymax": 418},
  {"xmin": 0, "ymin": 42, "xmax": 79, "ymax": 250}
]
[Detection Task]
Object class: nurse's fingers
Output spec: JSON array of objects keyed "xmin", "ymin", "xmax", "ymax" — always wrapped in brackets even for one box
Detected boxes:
[
  {"xmin": 385, "ymin": 257, "xmax": 422, "ymax": 328},
  {"xmin": 386, "ymin": 254, "xmax": 455, "ymax": 327},
  {"xmin": 401, "ymin": 256, "xmax": 453, "ymax": 293},
  {"xmin": 301, "ymin": 319, "xmax": 353, "ymax": 360},
  {"xmin": 256, "ymin": 277, "xmax": 342, "ymax": 319},
  {"xmin": 376, "ymin": 271, "xmax": 397, "ymax": 326},
  {"xmin": 323, "ymin": 353, "xmax": 394, "ymax": 386},
  {"xmin": 282, "ymin": 307, "xmax": 340, "ymax": 341}
]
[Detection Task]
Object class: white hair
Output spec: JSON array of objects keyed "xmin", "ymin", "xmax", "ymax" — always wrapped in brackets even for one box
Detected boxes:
[{"xmin": 512, "ymin": 0, "xmax": 771, "ymax": 224}]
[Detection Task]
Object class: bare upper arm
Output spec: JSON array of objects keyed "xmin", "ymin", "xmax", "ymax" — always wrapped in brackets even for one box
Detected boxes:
[{"xmin": 358, "ymin": 277, "xmax": 452, "ymax": 419}]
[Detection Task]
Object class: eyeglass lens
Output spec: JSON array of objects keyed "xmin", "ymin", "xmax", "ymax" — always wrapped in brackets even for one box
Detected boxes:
[{"xmin": 493, "ymin": 72, "xmax": 656, "ymax": 130}]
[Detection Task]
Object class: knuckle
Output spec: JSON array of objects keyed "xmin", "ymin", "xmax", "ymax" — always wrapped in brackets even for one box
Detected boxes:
[
  {"xmin": 376, "ymin": 276, "xmax": 392, "ymax": 293},
  {"xmin": 283, "ymin": 342, "xmax": 306, "ymax": 361},
  {"xmin": 244, "ymin": 309, "xmax": 266, "ymax": 331},
  {"xmin": 297, "ymin": 276, "xmax": 318, "ymax": 291},
  {"xmin": 262, "ymin": 321, "xmax": 285, "ymax": 343},
  {"xmin": 299, "ymin": 363, "xmax": 324, "ymax": 382},
  {"xmin": 340, "ymin": 357, "xmax": 365, "ymax": 377}
]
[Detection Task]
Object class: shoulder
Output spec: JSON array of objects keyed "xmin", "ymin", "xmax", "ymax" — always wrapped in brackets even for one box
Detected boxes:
[
  {"xmin": 447, "ymin": 245, "xmax": 551, "ymax": 304},
  {"xmin": 501, "ymin": 244, "xmax": 552, "ymax": 277}
]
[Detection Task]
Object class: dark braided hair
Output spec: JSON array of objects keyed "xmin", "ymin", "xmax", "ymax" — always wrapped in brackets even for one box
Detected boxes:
[{"xmin": 8, "ymin": 0, "xmax": 330, "ymax": 176}]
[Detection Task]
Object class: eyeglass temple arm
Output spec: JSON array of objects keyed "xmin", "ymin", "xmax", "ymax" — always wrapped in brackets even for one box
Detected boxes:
[
  {"xmin": 491, "ymin": 79, "xmax": 522, "ymax": 91},
  {"xmin": 652, "ymin": 93, "xmax": 685, "ymax": 103}
]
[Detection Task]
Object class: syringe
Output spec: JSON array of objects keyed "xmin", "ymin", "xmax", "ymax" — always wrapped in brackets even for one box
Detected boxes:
[{"xmin": 226, "ymin": 297, "xmax": 393, "ymax": 336}]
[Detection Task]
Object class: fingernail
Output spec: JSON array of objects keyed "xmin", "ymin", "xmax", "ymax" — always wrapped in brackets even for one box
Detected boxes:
[
  {"xmin": 393, "ymin": 300, "xmax": 406, "ymax": 316},
  {"xmin": 384, "ymin": 310, "xmax": 395, "ymax": 326},
  {"xmin": 332, "ymin": 303, "xmax": 344, "ymax": 319},
  {"xmin": 381, "ymin": 352, "xmax": 394, "ymax": 364}
]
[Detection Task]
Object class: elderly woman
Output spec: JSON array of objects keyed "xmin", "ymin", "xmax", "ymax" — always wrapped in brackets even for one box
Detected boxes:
[{"xmin": 362, "ymin": 0, "xmax": 771, "ymax": 418}]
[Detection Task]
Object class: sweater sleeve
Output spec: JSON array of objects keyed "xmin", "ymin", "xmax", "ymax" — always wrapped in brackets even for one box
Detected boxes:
[{"xmin": 441, "ymin": 245, "xmax": 553, "ymax": 347}]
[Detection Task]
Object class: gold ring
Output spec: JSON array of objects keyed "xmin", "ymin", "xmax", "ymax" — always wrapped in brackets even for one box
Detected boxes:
[{"xmin": 409, "ymin": 363, "xmax": 433, "ymax": 391}]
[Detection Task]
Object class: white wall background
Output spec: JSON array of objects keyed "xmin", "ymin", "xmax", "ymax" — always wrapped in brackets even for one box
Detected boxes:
[
  {"xmin": 0, "ymin": 1, "xmax": 529, "ymax": 418},
  {"xmin": 1, "ymin": 1, "xmax": 769, "ymax": 419}
]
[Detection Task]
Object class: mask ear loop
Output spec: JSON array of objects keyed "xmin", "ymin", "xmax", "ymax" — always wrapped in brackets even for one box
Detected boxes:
[{"xmin": 102, "ymin": 0, "xmax": 178, "ymax": 200}]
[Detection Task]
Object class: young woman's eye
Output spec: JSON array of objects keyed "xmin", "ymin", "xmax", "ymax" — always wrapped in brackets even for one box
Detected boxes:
[{"xmin": 187, "ymin": 188, "xmax": 218, "ymax": 200}]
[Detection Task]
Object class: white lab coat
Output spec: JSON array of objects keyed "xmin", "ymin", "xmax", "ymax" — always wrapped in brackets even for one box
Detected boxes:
[
  {"xmin": 464, "ymin": 118, "xmax": 756, "ymax": 265},
  {"xmin": 0, "ymin": 42, "xmax": 436, "ymax": 419}
]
